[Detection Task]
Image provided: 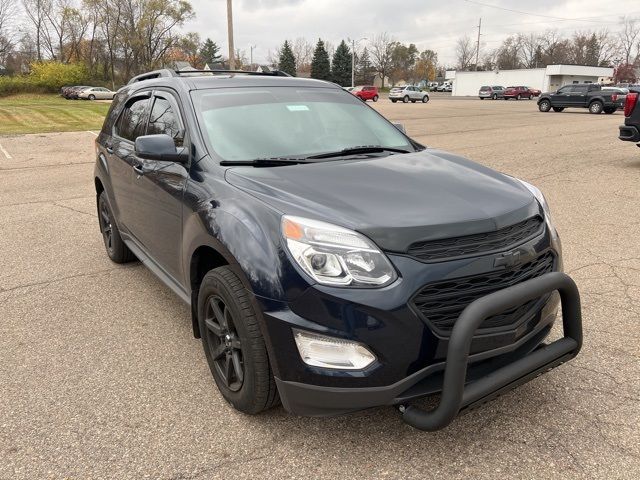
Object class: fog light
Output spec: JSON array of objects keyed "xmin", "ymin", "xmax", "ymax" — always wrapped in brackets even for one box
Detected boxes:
[{"xmin": 293, "ymin": 329, "xmax": 376, "ymax": 370}]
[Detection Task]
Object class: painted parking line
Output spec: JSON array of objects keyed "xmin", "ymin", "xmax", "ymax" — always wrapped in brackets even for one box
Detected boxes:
[
  {"xmin": 0, "ymin": 141, "xmax": 12, "ymax": 159},
  {"xmin": 87, "ymin": 131, "xmax": 99, "ymax": 137}
]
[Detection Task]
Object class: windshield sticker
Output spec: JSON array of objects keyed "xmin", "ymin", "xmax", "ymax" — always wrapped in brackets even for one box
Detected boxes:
[{"xmin": 287, "ymin": 105, "xmax": 310, "ymax": 112}]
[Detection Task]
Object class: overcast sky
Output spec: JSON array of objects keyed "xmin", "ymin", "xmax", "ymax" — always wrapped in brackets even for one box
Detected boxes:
[{"xmin": 185, "ymin": 0, "xmax": 640, "ymax": 66}]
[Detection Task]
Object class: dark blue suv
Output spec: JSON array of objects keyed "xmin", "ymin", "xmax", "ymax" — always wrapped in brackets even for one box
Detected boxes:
[{"xmin": 94, "ymin": 69, "xmax": 582, "ymax": 431}]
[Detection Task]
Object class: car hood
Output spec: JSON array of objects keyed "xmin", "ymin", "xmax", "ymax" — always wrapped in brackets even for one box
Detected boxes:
[{"xmin": 224, "ymin": 149, "xmax": 539, "ymax": 252}]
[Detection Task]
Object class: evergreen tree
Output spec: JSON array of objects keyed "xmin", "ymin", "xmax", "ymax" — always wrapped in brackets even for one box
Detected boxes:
[
  {"xmin": 310, "ymin": 39, "xmax": 331, "ymax": 81},
  {"xmin": 278, "ymin": 40, "xmax": 297, "ymax": 76},
  {"xmin": 331, "ymin": 40, "xmax": 352, "ymax": 86},
  {"xmin": 584, "ymin": 33, "xmax": 600, "ymax": 66},
  {"xmin": 357, "ymin": 47, "xmax": 373, "ymax": 84},
  {"xmin": 200, "ymin": 39, "xmax": 222, "ymax": 67}
]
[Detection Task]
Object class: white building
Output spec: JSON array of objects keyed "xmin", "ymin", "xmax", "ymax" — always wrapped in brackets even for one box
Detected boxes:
[{"xmin": 452, "ymin": 65, "xmax": 615, "ymax": 97}]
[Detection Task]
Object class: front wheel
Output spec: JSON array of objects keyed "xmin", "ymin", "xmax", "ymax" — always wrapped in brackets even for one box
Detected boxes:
[
  {"xmin": 516, "ymin": 94, "xmax": 521, "ymax": 100},
  {"xmin": 403, "ymin": 95, "xmax": 409, "ymax": 103},
  {"xmin": 88, "ymin": 94, "xmax": 96, "ymax": 101},
  {"xmin": 373, "ymin": 95, "xmax": 379, "ymax": 102},
  {"xmin": 422, "ymin": 95, "xmax": 429, "ymax": 103},
  {"xmin": 199, "ymin": 267, "xmax": 279, "ymax": 414},
  {"xmin": 391, "ymin": 99, "xmax": 397, "ymax": 103},
  {"xmin": 589, "ymin": 101, "xmax": 603, "ymax": 114},
  {"xmin": 538, "ymin": 100, "xmax": 551, "ymax": 112},
  {"xmin": 492, "ymin": 93, "xmax": 497, "ymax": 100}
]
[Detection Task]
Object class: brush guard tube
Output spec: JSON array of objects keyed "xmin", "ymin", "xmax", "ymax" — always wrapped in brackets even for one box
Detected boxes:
[{"xmin": 401, "ymin": 271, "xmax": 582, "ymax": 431}]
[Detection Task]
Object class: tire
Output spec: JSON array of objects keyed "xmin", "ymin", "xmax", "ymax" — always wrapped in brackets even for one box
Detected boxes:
[
  {"xmin": 391, "ymin": 99, "xmax": 397, "ymax": 103},
  {"xmin": 198, "ymin": 267, "xmax": 279, "ymax": 414},
  {"xmin": 604, "ymin": 107, "xmax": 615, "ymax": 114},
  {"xmin": 480, "ymin": 97, "xmax": 484, "ymax": 100},
  {"xmin": 516, "ymin": 94, "xmax": 521, "ymax": 100},
  {"xmin": 552, "ymin": 107, "xmax": 565, "ymax": 112},
  {"xmin": 97, "ymin": 191, "xmax": 136, "ymax": 263},
  {"xmin": 373, "ymin": 95, "xmax": 379, "ymax": 102},
  {"xmin": 422, "ymin": 95, "xmax": 429, "ymax": 103},
  {"xmin": 88, "ymin": 94, "xmax": 96, "ymax": 101},
  {"xmin": 492, "ymin": 94, "xmax": 497, "ymax": 100},
  {"xmin": 411, "ymin": 99, "xmax": 416, "ymax": 103},
  {"xmin": 538, "ymin": 100, "xmax": 551, "ymax": 112},
  {"xmin": 403, "ymin": 95, "xmax": 409, "ymax": 103},
  {"xmin": 589, "ymin": 101, "xmax": 603, "ymax": 114}
]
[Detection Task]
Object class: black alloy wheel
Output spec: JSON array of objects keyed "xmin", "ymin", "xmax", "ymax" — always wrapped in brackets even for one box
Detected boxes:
[
  {"xmin": 97, "ymin": 191, "xmax": 135, "ymax": 263},
  {"xmin": 99, "ymin": 195, "xmax": 114, "ymax": 255},
  {"xmin": 203, "ymin": 295, "xmax": 245, "ymax": 392}
]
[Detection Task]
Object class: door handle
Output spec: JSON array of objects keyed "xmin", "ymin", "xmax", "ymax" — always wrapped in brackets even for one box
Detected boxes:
[
  {"xmin": 106, "ymin": 145, "xmax": 114, "ymax": 154},
  {"xmin": 133, "ymin": 164, "xmax": 145, "ymax": 176}
]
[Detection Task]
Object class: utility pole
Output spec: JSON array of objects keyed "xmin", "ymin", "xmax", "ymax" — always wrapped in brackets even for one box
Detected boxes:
[
  {"xmin": 250, "ymin": 45, "xmax": 256, "ymax": 68},
  {"xmin": 352, "ymin": 39, "xmax": 356, "ymax": 88},
  {"xmin": 475, "ymin": 17, "xmax": 482, "ymax": 71},
  {"xmin": 227, "ymin": 0, "xmax": 235, "ymax": 69},
  {"xmin": 350, "ymin": 37, "xmax": 367, "ymax": 88}
]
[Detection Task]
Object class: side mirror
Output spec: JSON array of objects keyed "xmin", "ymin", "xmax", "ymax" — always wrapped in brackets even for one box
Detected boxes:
[
  {"xmin": 135, "ymin": 134, "xmax": 188, "ymax": 163},
  {"xmin": 394, "ymin": 123, "xmax": 406, "ymax": 134}
]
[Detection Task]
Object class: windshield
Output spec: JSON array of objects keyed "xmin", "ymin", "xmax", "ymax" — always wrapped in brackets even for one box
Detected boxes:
[{"xmin": 192, "ymin": 87, "xmax": 414, "ymax": 162}]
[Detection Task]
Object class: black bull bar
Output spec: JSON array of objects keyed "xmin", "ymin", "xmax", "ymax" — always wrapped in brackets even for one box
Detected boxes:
[{"xmin": 401, "ymin": 272, "xmax": 583, "ymax": 431}]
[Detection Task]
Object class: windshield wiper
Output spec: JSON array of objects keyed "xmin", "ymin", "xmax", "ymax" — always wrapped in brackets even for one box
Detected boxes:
[
  {"xmin": 306, "ymin": 145, "xmax": 410, "ymax": 160},
  {"xmin": 220, "ymin": 157, "xmax": 306, "ymax": 167}
]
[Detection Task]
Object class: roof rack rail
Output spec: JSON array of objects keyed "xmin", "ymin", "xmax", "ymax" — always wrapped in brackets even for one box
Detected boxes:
[
  {"xmin": 127, "ymin": 69, "xmax": 178, "ymax": 85},
  {"xmin": 174, "ymin": 69, "xmax": 292, "ymax": 77},
  {"xmin": 127, "ymin": 68, "xmax": 292, "ymax": 85}
]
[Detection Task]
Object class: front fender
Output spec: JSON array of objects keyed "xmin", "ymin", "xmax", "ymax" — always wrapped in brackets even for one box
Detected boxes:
[{"xmin": 182, "ymin": 186, "xmax": 311, "ymax": 302}]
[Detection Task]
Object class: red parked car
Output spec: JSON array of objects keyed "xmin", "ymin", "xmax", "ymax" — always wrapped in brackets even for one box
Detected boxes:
[
  {"xmin": 504, "ymin": 86, "xmax": 538, "ymax": 100},
  {"xmin": 352, "ymin": 85, "xmax": 379, "ymax": 102}
]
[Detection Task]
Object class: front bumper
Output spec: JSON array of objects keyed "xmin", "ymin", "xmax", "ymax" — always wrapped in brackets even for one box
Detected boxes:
[
  {"xmin": 273, "ymin": 273, "xmax": 580, "ymax": 430},
  {"xmin": 619, "ymin": 124, "xmax": 640, "ymax": 143}
]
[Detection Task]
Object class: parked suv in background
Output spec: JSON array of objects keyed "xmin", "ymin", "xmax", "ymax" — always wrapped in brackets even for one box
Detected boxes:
[
  {"xmin": 537, "ymin": 84, "xmax": 622, "ymax": 114},
  {"xmin": 351, "ymin": 85, "xmax": 379, "ymax": 102},
  {"xmin": 389, "ymin": 85, "xmax": 430, "ymax": 103},
  {"xmin": 478, "ymin": 86, "xmax": 505, "ymax": 100},
  {"xmin": 504, "ymin": 86, "xmax": 536, "ymax": 100},
  {"xmin": 618, "ymin": 89, "xmax": 640, "ymax": 145},
  {"xmin": 94, "ymin": 69, "xmax": 583, "ymax": 431}
]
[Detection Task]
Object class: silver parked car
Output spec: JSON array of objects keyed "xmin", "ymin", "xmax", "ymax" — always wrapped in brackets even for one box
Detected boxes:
[
  {"xmin": 389, "ymin": 85, "xmax": 430, "ymax": 103},
  {"xmin": 479, "ymin": 85, "xmax": 505, "ymax": 100},
  {"xmin": 78, "ymin": 87, "xmax": 116, "ymax": 100}
]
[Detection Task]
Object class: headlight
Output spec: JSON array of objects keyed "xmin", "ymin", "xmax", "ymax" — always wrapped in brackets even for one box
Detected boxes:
[
  {"xmin": 293, "ymin": 329, "xmax": 376, "ymax": 370},
  {"xmin": 281, "ymin": 215, "xmax": 397, "ymax": 287},
  {"xmin": 517, "ymin": 179, "xmax": 557, "ymax": 233}
]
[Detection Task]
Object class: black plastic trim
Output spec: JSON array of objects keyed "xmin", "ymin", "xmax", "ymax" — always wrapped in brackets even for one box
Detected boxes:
[
  {"xmin": 400, "ymin": 271, "xmax": 582, "ymax": 431},
  {"xmin": 619, "ymin": 125, "xmax": 640, "ymax": 142}
]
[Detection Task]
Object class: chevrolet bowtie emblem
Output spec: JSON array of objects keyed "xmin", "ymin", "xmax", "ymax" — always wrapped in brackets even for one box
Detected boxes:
[{"xmin": 494, "ymin": 246, "xmax": 537, "ymax": 268}]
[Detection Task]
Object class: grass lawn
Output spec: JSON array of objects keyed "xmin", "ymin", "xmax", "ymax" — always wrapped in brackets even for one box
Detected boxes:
[{"xmin": 0, "ymin": 94, "xmax": 110, "ymax": 135}]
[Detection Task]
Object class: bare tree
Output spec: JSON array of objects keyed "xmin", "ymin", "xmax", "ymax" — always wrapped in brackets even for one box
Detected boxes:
[
  {"xmin": 0, "ymin": 0, "xmax": 18, "ymax": 60},
  {"xmin": 618, "ymin": 17, "xmax": 640, "ymax": 65},
  {"xmin": 519, "ymin": 33, "xmax": 543, "ymax": 68},
  {"xmin": 22, "ymin": 0, "xmax": 48, "ymax": 60},
  {"xmin": 455, "ymin": 35, "xmax": 475, "ymax": 70},
  {"xmin": 369, "ymin": 32, "xmax": 394, "ymax": 88},
  {"xmin": 292, "ymin": 37, "xmax": 312, "ymax": 72}
]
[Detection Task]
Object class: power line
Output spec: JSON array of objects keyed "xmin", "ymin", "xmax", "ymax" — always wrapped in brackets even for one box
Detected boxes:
[{"xmin": 463, "ymin": 0, "xmax": 608, "ymax": 23}]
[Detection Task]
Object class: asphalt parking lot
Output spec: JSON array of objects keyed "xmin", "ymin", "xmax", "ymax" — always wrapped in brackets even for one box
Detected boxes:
[{"xmin": 1, "ymin": 97, "xmax": 639, "ymax": 479}]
